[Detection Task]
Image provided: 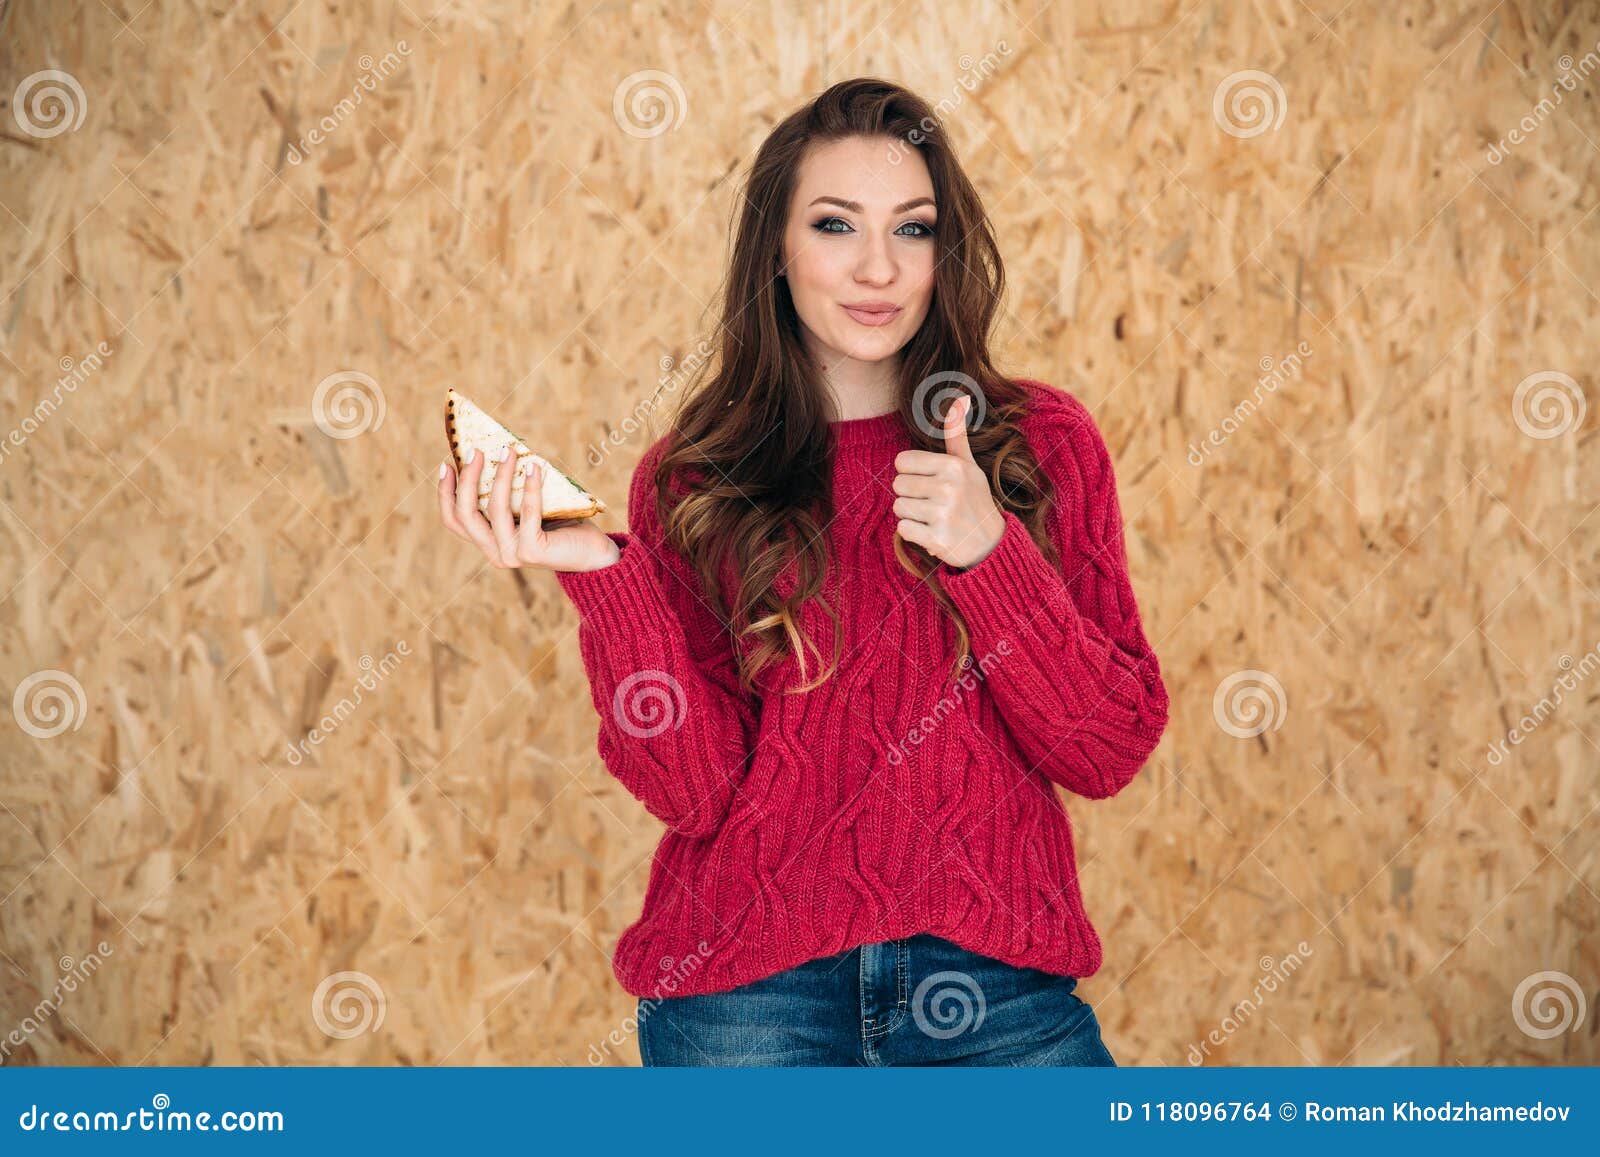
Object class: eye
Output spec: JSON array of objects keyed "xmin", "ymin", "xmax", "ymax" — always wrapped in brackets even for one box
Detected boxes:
[{"xmin": 810, "ymin": 216, "xmax": 936, "ymax": 237}]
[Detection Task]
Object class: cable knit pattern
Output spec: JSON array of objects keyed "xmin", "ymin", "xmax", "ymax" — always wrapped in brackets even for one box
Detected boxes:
[{"xmin": 554, "ymin": 379, "xmax": 1168, "ymax": 998}]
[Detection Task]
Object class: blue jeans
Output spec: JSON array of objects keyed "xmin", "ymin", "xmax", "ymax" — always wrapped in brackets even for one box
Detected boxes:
[{"xmin": 636, "ymin": 932, "xmax": 1117, "ymax": 1066}]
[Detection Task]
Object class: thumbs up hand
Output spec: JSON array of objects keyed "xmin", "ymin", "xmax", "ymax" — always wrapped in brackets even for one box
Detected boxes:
[{"xmin": 891, "ymin": 395, "xmax": 1006, "ymax": 571}]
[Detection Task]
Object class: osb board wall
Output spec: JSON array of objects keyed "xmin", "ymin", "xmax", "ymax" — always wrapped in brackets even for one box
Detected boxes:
[{"xmin": 1, "ymin": 0, "xmax": 1596, "ymax": 1067}]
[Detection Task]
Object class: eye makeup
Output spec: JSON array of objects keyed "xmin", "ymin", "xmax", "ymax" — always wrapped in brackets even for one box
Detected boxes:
[{"xmin": 810, "ymin": 215, "xmax": 936, "ymax": 237}]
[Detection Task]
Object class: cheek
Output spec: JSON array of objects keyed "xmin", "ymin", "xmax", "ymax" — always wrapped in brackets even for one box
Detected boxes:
[
  {"xmin": 906, "ymin": 273, "xmax": 936, "ymax": 324},
  {"xmin": 900, "ymin": 247, "xmax": 935, "ymax": 303},
  {"xmin": 791, "ymin": 241, "xmax": 850, "ymax": 290},
  {"xmin": 788, "ymin": 245, "xmax": 853, "ymax": 312}
]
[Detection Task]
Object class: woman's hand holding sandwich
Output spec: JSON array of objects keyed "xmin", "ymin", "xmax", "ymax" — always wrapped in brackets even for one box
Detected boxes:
[{"xmin": 438, "ymin": 449, "xmax": 622, "ymax": 573}]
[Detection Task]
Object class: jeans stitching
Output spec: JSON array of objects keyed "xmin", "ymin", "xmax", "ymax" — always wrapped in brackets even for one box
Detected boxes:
[
  {"xmin": 860, "ymin": 941, "xmax": 901, "ymax": 1040},
  {"xmin": 858, "ymin": 942, "xmax": 873, "ymax": 1037},
  {"xmin": 883, "ymin": 937, "xmax": 909, "ymax": 1034}
]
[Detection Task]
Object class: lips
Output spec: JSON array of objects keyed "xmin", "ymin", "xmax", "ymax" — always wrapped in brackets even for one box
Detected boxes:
[{"xmin": 841, "ymin": 302, "xmax": 902, "ymax": 327}]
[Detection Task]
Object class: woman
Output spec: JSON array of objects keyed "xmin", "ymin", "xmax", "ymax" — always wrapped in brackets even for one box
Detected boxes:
[{"xmin": 437, "ymin": 77, "xmax": 1169, "ymax": 1066}]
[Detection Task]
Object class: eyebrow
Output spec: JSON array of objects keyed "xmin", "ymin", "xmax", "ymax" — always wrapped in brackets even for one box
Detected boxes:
[{"xmin": 808, "ymin": 195, "xmax": 936, "ymax": 213}]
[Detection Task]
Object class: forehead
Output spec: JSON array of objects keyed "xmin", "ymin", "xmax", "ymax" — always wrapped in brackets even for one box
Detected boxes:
[{"xmin": 791, "ymin": 135, "xmax": 935, "ymax": 208}]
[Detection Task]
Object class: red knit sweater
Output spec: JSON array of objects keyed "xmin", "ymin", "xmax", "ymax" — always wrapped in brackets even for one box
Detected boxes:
[{"xmin": 554, "ymin": 378, "xmax": 1168, "ymax": 998}]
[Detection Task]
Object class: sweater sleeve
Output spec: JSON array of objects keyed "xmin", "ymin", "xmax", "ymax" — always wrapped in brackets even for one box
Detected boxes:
[
  {"xmin": 553, "ymin": 445, "xmax": 759, "ymax": 837},
  {"xmin": 933, "ymin": 398, "xmax": 1168, "ymax": 800}
]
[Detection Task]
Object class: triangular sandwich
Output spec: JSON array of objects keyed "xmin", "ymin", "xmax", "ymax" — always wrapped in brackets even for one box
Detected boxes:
[{"xmin": 444, "ymin": 388, "xmax": 607, "ymax": 524}]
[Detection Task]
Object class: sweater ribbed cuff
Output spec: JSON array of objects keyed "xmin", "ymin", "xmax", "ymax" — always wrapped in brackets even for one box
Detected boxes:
[
  {"xmin": 553, "ymin": 532, "xmax": 674, "ymax": 626},
  {"xmin": 935, "ymin": 510, "xmax": 1146, "ymax": 707},
  {"xmin": 936, "ymin": 510, "xmax": 1067, "ymax": 626}
]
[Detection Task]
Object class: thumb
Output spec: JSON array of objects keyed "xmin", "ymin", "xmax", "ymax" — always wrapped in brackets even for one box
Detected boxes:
[{"xmin": 943, "ymin": 396, "xmax": 976, "ymax": 462}]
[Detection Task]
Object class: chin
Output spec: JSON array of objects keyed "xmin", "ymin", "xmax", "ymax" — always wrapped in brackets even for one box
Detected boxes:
[{"xmin": 832, "ymin": 331, "xmax": 902, "ymax": 362}]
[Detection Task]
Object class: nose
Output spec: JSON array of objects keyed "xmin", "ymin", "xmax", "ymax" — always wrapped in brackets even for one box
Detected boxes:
[{"xmin": 853, "ymin": 229, "xmax": 896, "ymax": 287}]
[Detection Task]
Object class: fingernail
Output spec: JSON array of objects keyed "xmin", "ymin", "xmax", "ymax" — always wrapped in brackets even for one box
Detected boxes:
[
  {"xmin": 493, "ymin": 446, "xmax": 508, "ymax": 463},
  {"xmin": 438, "ymin": 461, "xmax": 448, "ymax": 480},
  {"xmin": 464, "ymin": 447, "xmax": 477, "ymax": 465}
]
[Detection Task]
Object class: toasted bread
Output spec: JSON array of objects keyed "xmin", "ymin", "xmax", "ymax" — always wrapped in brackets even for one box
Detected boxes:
[{"xmin": 444, "ymin": 388, "xmax": 607, "ymax": 524}]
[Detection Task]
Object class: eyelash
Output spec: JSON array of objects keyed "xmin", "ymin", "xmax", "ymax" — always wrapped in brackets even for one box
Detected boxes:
[{"xmin": 812, "ymin": 216, "xmax": 936, "ymax": 238}]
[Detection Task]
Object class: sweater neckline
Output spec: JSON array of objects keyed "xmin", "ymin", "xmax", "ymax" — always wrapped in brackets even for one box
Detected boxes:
[{"xmin": 828, "ymin": 409, "xmax": 907, "ymax": 449}]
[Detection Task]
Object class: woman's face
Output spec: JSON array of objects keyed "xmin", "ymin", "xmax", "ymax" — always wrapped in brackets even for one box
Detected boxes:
[{"xmin": 780, "ymin": 135, "xmax": 938, "ymax": 374}]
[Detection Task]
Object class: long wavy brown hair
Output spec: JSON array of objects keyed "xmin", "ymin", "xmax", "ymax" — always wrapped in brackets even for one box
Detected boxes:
[{"xmin": 649, "ymin": 76, "xmax": 1060, "ymax": 695}]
